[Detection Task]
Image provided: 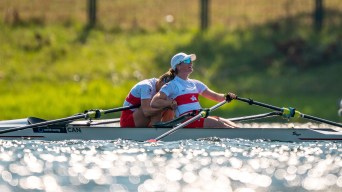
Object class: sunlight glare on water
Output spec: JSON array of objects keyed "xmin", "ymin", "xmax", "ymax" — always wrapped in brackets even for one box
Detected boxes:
[{"xmin": 0, "ymin": 139, "xmax": 341, "ymax": 191}]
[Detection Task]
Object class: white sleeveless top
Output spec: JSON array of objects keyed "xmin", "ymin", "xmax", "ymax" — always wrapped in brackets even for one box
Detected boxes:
[{"xmin": 160, "ymin": 76, "xmax": 207, "ymax": 117}]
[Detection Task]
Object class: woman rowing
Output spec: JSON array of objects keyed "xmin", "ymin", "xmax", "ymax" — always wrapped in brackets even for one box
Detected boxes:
[
  {"xmin": 120, "ymin": 72, "xmax": 175, "ymax": 127},
  {"xmin": 151, "ymin": 52, "xmax": 238, "ymax": 128}
]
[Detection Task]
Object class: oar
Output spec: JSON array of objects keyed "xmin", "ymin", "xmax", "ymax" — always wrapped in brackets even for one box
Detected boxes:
[
  {"xmin": 236, "ymin": 97, "xmax": 342, "ymax": 128},
  {"xmin": 0, "ymin": 105, "xmax": 140, "ymax": 134},
  {"xmin": 228, "ymin": 111, "xmax": 282, "ymax": 122},
  {"xmin": 147, "ymin": 100, "xmax": 227, "ymax": 142}
]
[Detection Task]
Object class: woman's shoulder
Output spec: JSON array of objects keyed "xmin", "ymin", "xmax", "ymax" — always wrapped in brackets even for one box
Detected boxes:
[
  {"xmin": 138, "ymin": 78, "xmax": 157, "ymax": 86},
  {"xmin": 188, "ymin": 78, "xmax": 205, "ymax": 84},
  {"xmin": 160, "ymin": 79, "xmax": 177, "ymax": 90}
]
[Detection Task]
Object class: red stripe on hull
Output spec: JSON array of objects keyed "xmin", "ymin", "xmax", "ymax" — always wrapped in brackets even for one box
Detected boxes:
[{"xmin": 299, "ymin": 138, "xmax": 342, "ymax": 140}]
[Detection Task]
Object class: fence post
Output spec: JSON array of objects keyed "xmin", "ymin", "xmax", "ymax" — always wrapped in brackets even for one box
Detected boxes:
[
  {"xmin": 200, "ymin": 0, "xmax": 209, "ymax": 31},
  {"xmin": 88, "ymin": 0, "xmax": 97, "ymax": 27},
  {"xmin": 314, "ymin": 0, "xmax": 324, "ymax": 32}
]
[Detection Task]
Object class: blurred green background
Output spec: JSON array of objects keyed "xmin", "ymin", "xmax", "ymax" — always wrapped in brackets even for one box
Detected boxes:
[{"xmin": 0, "ymin": 0, "xmax": 341, "ymax": 122}]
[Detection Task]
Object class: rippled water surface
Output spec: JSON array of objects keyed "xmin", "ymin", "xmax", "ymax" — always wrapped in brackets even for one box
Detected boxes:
[{"xmin": 1, "ymin": 138, "xmax": 342, "ymax": 192}]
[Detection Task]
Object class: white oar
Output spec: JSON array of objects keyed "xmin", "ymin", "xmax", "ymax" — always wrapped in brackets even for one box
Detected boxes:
[
  {"xmin": 228, "ymin": 111, "xmax": 282, "ymax": 122},
  {"xmin": 147, "ymin": 100, "xmax": 227, "ymax": 142}
]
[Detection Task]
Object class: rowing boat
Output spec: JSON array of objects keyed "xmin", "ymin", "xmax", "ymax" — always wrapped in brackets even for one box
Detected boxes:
[
  {"xmin": 0, "ymin": 117, "xmax": 341, "ymax": 142},
  {"xmin": 1, "ymin": 97, "xmax": 341, "ymax": 142}
]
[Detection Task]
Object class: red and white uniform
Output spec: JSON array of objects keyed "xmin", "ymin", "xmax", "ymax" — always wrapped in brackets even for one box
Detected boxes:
[
  {"xmin": 120, "ymin": 78, "xmax": 158, "ymax": 127},
  {"xmin": 160, "ymin": 76, "xmax": 208, "ymax": 128}
]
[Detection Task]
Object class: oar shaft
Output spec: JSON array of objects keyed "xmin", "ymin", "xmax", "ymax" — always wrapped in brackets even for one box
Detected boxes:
[
  {"xmin": 302, "ymin": 114, "xmax": 342, "ymax": 128},
  {"xmin": 154, "ymin": 113, "xmax": 202, "ymax": 141},
  {"xmin": 0, "ymin": 113, "xmax": 87, "ymax": 134},
  {"xmin": 236, "ymin": 97, "xmax": 282, "ymax": 111},
  {"xmin": 0, "ymin": 105, "xmax": 140, "ymax": 135},
  {"xmin": 153, "ymin": 100, "xmax": 227, "ymax": 141},
  {"xmin": 103, "ymin": 105, "xmax": 140, "ymax": 114},
  {"xmin": 210, "ymin": 100, "xmax": 228, "ymax": 111},
  {"xmin": 228, "ymin": 111, "xmax": 282, "ymax": 122},
  {"xmin": 237, "ymin": 96, "xmax": 342, "ymax": 128}
]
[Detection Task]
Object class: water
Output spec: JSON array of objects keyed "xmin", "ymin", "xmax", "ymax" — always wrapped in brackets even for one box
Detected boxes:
[{"xmin": 1, "ymin": 138, "xmax": 342, "ymax": 192}]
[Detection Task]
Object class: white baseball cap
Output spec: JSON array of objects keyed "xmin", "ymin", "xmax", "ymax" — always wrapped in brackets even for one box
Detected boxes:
[{"xmin": 170, "ymin": 52, "xmax": 196, "ymax": 70}]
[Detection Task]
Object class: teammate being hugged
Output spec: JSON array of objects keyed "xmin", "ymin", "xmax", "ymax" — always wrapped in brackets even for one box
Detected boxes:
[{"xmin": 120, "ymin": 72, "xmax": 175, "ymax": 127}]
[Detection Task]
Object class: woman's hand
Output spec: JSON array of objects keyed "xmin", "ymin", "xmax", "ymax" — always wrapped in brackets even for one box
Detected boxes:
[
  {"xmin": 225, "ymin": 92, "xmax": 237, "ymax": 102},
  {"xmin": 169, "ymin": 100, "xmax": 177, "ymax": 110}
]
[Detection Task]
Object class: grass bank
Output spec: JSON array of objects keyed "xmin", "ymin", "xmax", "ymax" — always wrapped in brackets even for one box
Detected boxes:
[{"xmin": 0, "ymin": 14, "xmax": 341, "ymax": 122}]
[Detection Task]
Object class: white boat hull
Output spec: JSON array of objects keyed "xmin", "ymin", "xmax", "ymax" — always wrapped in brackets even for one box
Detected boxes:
[{"xmin": 0, "ymin": 118, "xmax": 342, "ymax": 142}]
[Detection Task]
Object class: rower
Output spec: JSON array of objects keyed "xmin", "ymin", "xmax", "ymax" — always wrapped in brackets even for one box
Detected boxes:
[
  {"xmin": 151, "ymin": 52, "xmax": 238, "ymax": 128},
  {"xmin": 120, "ymin": 72, "xmax": 175, "ymax": 128}
]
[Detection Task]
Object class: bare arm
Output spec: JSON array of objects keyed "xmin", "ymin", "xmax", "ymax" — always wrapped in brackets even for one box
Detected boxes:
[
  {"xmin": 140, "ymin": 99, "xmax": 164, "ymax": 117},
  {"xmin": 201, "ymin": 88, "xmax": 225, "ymax": 102},
  {"xmin": 151, "ymin": 92, "xmax": 177, "ymax": 110},
  {"xmin": 201, "ymin": 88, "xmax": 237, "ymax": 102}
]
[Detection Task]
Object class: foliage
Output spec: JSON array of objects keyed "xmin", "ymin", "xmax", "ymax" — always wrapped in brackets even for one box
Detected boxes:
[{"xmin": 0, "ymin": 2, "xmax": 342, "ymax": 122}]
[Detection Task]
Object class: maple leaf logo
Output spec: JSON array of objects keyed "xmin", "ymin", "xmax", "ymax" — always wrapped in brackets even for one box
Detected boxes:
[{"xmin": 190, "ymin": 95, "xmax": 197, "ymax": 101}]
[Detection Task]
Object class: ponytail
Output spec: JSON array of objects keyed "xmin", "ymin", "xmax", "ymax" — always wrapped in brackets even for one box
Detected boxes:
[{"xmin": 158, "ymin": 68, "xmax": 176, "ymax": 83}]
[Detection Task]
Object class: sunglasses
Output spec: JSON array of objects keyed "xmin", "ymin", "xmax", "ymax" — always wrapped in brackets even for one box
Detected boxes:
[{"xmin": 182, "ymin": 58, "xmax": 192, "ymax": 64}]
